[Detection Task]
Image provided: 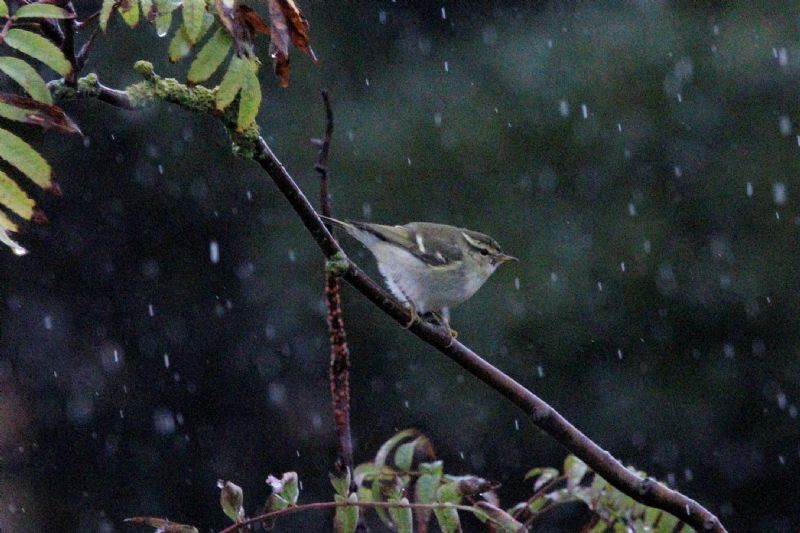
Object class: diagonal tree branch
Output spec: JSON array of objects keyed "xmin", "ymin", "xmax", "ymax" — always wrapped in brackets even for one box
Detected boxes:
[{"xmin": 51, "ymin": 69, "xmax": 727, "ymax": 533}]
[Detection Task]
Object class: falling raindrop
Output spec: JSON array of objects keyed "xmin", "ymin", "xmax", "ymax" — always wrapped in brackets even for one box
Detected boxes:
[
  {"xmin": 559, "ymin": 100, "xmax": 570, "ymax": 117},
  {"xmin": 772, "ymin": 182, "xmax": 787, "ymax": 205},
  {"xmin": 164, "ymin": 353, "xmax": 170, "ymax": 369},
  {"xmin": 779, "ymin": 116, "xmax": 792, "ymax": 136},
  {"xmin": 617, "ymin": 349, "xmax": 623, "ymax": 359},
  {"xmin": 148, "ymin": 304, "xmax": 155, "ymax": 317},
  {"xmin": 581, "ymin": 103, "xmax": 588, "ymax": 119},
  {"xmin": 746, "ymin": 182, "xmax": 753, "ymax": 197},
  {"xmin": 43, "ymin": 315, "xmax": 53, "ymax": 330},
  {"xmin": 209, "ymin": 241, "xmax": 220, "ymax": 264}
]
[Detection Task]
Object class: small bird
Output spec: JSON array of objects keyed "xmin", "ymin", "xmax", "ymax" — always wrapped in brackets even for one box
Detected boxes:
[{"xmin": 322, "ymin": 216, "xmax": 517, "ymax": 333}]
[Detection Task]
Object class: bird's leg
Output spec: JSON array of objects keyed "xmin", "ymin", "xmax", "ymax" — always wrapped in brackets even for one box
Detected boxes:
[{"xmin": 403, "ymin": 301, "xmax": 421, "ymax": 329}]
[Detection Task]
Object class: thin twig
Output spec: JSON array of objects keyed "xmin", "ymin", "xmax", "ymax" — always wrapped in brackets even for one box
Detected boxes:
[
  {"xmin": 76, "ymin": 27, "xmax": 100, "ymax": 71},
  {"xmin": 52, "ymin": 73, "xmax": 728, "ymax": 533},
  {"xmin": 314, "ymin": 91, "xmax": 355, "ymax": 479},
  {"xmin": 217, "ymin": 499, "xmax": 480, "ymax": 533},
  {"xmin": 62, "ymin": 3, "xmax": 77, "ymax": 86}
]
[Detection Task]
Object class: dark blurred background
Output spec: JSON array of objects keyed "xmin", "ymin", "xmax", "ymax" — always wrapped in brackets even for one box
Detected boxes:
[{"xmin": 1, "ymin": 1, "xmax": 799, "ymax": 531}]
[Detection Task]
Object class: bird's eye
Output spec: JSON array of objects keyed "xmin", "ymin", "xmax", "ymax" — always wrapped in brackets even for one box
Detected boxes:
[{"xmin": 479, "ymin": 249, "xmax": 489, "ymax": 256}]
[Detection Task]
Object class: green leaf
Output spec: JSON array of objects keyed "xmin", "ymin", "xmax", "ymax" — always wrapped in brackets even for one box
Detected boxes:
[
  {"xmin": 473, "ymin": 502, "xmax": 525, "ymax": 533},
  {"xmin": 0, "ymin": 56, "xmax": 51, "ymax": 104},
  {"xmin": 388, "ymin": 498, "xmax": 413, "ymax": 533},
  {"xmin": 414, "ymin": 462, "xmax": 442, "ymax": 532},
  {"xmin": 0, "ymin": 169, "xmax": 34, "ymax": 220},
  {"xmin": 564, "ymin": 455, "xmax": 588, "ymax": 491},
  {"xmin": 141, "ymin": 0, "xmax": 153, "ymax": 17},
  {"xmin": 13, "ymin": 4, "xmax": 73, "ymax": 19},
  {"xmin": 182, "ymin": 0, "xmax": 206, "ymax": 43},
  {"xmin": 155, "ymin": 12, "xmax": 172, "ymax": 37},
  {"xmin": 375, "ymin": 429, "xmax": 418, "ymax": 468},
  {"xmin": 99, "ymin": 0, "xmax": 114, "ymax": 31},
  {"xmin": 330, "ymin": 469, "xmax": 351, "ymax": 498},
  {"xmin": 353, "ymin": 462, "xmax": 380, "ymax": 488},
  {"xmin": 218, "ymin": 480, "xmax": 244, "ymax": 524},
  {"xmin": 168, "ymin": 25, "xmax": 192, "ymax": 62},
  {"xmin": 433, "ymin": 504, "xmax": 462, "ymax": 533},
  {"xmin": 0, "ymin": 128, "xmax": 51, "ymax": 188},
  {"xmin": 215, "ymin": 54, "xmax": 246, "ymax": 110},
  {"xmin": 187, "ymin": 27, "xmax": 232, "ymax": 83},
  {"xmin": 590, "ymin": 520, "xmax": 609, "ymax": 533},
  {"xmin": 524, "ymin": 466, "xmax": 560, "ymax": 489},
  {"xmin": 119, "ymin": 0, "xmax": 140, "ymax": 28},
  {"xmin": 4, "ymin": 29, "xmax": 71, "ymax": 76},
  {"xmin": 281, "ymin": 472, "xmax": 299, "ymax": 505},
  {"xmin": 236, "ymin": 59, "xmax": 260, "ymax": 131},
  {"xmin": 0, "ymin": 0, "xmax": 7, "ymax": 18},
  {"xmin": 266, "ymin": 472, "xmax": 299, "ymax": 506},
  {"xmin": 168, "ymin": 13, "xmax": 213, "ymax": 62},
  {"xmin": 394, "ymin": 439, "xmax": 416, "ymax": 472},
  {"xmin": 333, "ymin": 493, "xmax": 359, "ymax": 533}
]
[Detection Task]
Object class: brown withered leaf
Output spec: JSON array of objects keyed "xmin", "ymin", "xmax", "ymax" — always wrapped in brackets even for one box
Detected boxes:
[
  {"xmin": 0, "ymin": 94, "xmax": 81, "ymax": 134},
  {"xmin": 214, "ymin": 0, "xmax": 268, "ymax": 57},
  {"xmin": 124, "ymin": 517, "xmax": 199, "ymax": 533},
  {"xmin": 237, "ymin": 5, "xmax": 270, "ymax": 36},
  {"xmin": 268, "ymin": 0, "xmax": 315, "ymax": 87},
  {"xmin": 272, "ymin": 0, "xmax": 315, "ymax": 59}
]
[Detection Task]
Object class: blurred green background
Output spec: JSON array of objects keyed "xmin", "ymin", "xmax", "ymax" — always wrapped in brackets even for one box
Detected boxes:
[{"xmin": 1, "ymin": 1, "xmax": 799, "ymax": 531}]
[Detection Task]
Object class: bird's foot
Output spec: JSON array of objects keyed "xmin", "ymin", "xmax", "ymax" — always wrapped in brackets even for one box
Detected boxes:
[
  {"xmin": 426, "ymin": 311, "xmax": 458, "ymax": 338},
  {"xmin": 403, "ymin": 302, "xmax": 420, "ymax": 329}
]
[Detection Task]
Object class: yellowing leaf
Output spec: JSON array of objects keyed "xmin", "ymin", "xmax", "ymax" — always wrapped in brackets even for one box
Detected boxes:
[
  {"xmin": 4, "ymin": 29, "xmax": 72, "ymax": 76},
  {"xmin": 155, "ymin": 12, "xmax": 172, "ymax": 37},
  {"xmin": 119, "ymin": 0, "xmax": 140, "ymax": 28},
  {"xmin": 0, "ymin": 128, "xmax": 52, "ymax": 188},
  {"xmin": 0, "ymin": 56, "xmax": 52, "ymax": 104},
  {"xmin": 13, "ymin": 4, "xmax": 74, "ymax": 19},
  {"xmin": 99, "ymin": 0, "xmax": 114, "ymax": 31},
  {"xmin": 215, "ymin": 55, "xmax": 246, "ymax": 110},
  {"xmin": 187, "ymin": 27, "xmax": 232, "ymax": 84},
  {"xmin": 0, "ymin": 169, "xmax": 34, "ymax": 220},
  {"xmin": 0, "ymin": 211, "xmax": 27, "ymax": 256},
  {"xmin": 236, "ymin": 59, "xmax": 261, "ymax": 131},
  {"xmin": 0, "ymin": 0, "xmax": 8, "ymax": 18},
  {"xmin": 0, "ymin": 94, "xmax": 81, "ymax": 134},
  {"xmin": 182, "ymin": 0, "xmax": 206, "ymax": 43}
]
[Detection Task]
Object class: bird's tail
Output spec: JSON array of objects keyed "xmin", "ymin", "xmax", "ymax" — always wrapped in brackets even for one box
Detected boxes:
[{"xmin": 319, "ymin": 215, "xmax": 354, "ymax": 231}]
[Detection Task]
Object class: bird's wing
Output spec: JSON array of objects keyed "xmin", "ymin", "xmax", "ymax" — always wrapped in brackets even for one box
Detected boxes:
[{"xmin": 352, "ymin": 221, "xmax": 462, "ymax": 267}]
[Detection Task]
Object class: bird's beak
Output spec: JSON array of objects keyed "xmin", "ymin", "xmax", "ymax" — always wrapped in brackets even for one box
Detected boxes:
[{"xmin": 496, "ymin": 254, "xmax": 518, "ymax": 265}]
